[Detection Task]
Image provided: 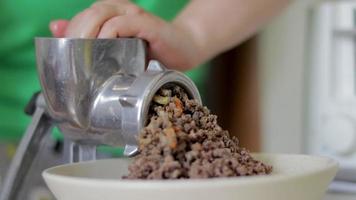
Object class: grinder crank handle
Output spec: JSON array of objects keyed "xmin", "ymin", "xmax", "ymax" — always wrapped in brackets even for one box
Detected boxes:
[{"xmin": 0, "ymin": 93, "xmax": 53, "ymax": 200}]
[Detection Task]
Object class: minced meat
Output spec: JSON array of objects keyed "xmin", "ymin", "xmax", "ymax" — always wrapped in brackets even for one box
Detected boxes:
[{"xmin": 124, "ymin": 85, "xmax": 272, "ymax": 179}]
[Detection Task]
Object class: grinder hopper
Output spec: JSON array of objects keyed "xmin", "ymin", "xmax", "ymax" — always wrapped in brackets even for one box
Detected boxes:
[{"xmin": 0, "ymin": 38, "xmax": 201, "ymax": 200}]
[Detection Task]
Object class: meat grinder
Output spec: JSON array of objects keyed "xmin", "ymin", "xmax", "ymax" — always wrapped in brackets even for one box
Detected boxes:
[{"xmin": 0, "ymin": 38, "xmax": 201, "ymax": 200}]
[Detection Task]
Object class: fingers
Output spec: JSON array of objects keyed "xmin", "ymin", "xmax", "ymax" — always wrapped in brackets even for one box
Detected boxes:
[
  {"xmin": 97, "ymin": 13, "xmax": 162, "ymax": 42},
  {"xmin": 65, "ymin": 0, "xmax": 144, "ymax": 38},
  {"xmin": 50, "ymin": 20, "xmax": 69, "ymax": 37},
  {"xmin": 65, "ymin": 4, "xmax": 121, "ymax": 38},
  {"xmin": 97, "ymin": 15, "xmax": 142, "ymax": 38}
]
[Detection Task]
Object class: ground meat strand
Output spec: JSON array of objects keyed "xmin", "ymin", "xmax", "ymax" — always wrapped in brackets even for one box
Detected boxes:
[{"xmin": 124, "ymin": 86, "xmax": 272, "ymax": 179}]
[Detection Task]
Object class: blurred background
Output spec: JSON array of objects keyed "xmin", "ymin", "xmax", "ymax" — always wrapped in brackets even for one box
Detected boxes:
[{"xmin": 0, "ymin": 0, "xmax": 356, "ymax": 199}]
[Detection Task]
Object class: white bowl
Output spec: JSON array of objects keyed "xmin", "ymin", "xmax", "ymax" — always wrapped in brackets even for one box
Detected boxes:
[{"xmin": 43, "ymin": 154, "xmax": 338, "ymax": 200}]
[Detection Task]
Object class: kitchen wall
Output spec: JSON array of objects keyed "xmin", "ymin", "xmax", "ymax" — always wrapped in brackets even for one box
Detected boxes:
[{"xmin": 258, "ymin": 0, "xmax": 325, "ymax": 153}]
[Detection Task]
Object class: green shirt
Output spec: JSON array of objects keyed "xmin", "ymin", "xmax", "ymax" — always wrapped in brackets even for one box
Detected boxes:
[{"xmin": 0, "ymin": 0, "xmax": 208, "ymax": 142}]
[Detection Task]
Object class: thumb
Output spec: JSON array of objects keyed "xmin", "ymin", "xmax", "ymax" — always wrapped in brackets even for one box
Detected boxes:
[{"xmin": 50, "ymin": 20, "xmax": 69, "ymax": 37}]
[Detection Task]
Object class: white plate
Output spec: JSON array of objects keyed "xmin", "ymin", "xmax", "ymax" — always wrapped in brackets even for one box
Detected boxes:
[{"xmin": 43, "ymin": 154, "xmax": 338, "ymax": 200}]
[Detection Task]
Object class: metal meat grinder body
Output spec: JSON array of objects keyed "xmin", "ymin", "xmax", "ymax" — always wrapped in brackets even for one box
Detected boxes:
[{"xmin": 0, "ymin": 38, "xmax": 201, "ymax": 200}]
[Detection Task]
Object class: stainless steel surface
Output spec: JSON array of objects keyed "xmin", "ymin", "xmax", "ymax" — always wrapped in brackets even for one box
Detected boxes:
[
  {"xmin": 35, "ymin": 38, "xmax": 147, "ymax": 146},
  {"xmin": 329, "ymin": 181, "xmax": 356, "ymax": 194},
  {"xmin": 324, "ymin": 192, "xmax": 356, "ymax": 200},
  {"xmin": 35, "ymin": 37, "xmax": 202, "ymax": 155},
  {"xmin": 0, "ymin": 94, "xmax": 53, "ymax": 200}
]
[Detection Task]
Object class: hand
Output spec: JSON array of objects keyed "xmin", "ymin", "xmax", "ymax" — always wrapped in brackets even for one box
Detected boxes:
[{"xmin": 49, "ymin": 0, "xmax": 204, "ymax": 71}]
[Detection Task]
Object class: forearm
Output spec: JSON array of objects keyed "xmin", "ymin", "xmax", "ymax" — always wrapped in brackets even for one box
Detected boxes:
[
  {"xmin": 173, "ymin": 0, "xmax": 290, "ymax": 64},
  {"xmin": 51, "ymin": 0, "xmax": 290, "ymax": 71}
]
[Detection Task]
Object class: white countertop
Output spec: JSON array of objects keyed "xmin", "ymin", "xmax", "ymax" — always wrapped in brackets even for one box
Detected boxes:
[{"xmin": 324, "ymin": 192, "xmax": 356, "ymax": 200}]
